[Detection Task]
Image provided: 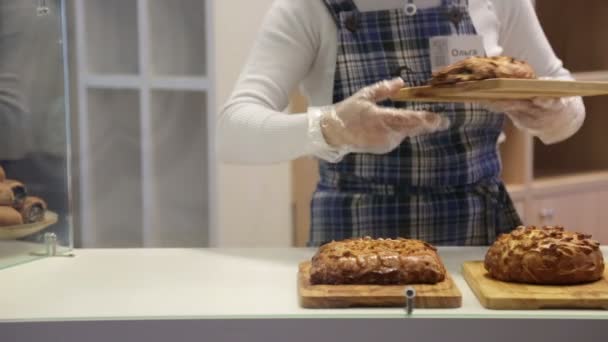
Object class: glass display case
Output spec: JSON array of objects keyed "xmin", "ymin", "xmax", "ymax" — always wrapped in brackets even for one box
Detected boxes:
[
  {"xmin": 0, "ymin": 2, "xmax": 606, "ymax": 339},
  {"xmin": 0, "ymin": 0, "xmax": 72, "ymax": 269}
]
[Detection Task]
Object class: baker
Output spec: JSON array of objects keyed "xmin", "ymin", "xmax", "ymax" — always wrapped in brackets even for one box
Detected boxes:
[{"xmin": 218, "ymin": 0, "xmax": 585, "ymax": 246}]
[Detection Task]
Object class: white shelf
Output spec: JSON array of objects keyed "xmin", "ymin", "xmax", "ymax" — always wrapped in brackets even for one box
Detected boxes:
[
  {"xmin": 148, "ymin": 0, "xmax": 207, "ymax": 76},
  {"xmin": 82, "ymin": 0, "xmax": 139, "ymax": 74},
  {"xmin": 572, "ymin": 71, "xmax": 608, "ymax": 82}
]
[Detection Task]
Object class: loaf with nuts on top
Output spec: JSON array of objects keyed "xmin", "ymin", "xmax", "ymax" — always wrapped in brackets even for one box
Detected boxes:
[
  {"xmin": 310, "ymin": 237, "xmax": 447, "ymax": 285},
  {"xmin": 430, "ymin": 56, "xmax": 537, "ymax": 85},
  {"xmin": 484, "ymin": 226, "xmax": 605, "ymax": 285}
]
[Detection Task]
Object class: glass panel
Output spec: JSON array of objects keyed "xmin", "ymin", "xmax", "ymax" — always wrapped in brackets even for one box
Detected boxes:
[
  {"xmin": 149, "ymin": 90, "xmax": 208, "ymax": 247},
  {"xmin": 148, "ymin": 0, "xmax": 206, "ymax": 76},
  {"xmin": 0, "ymin": 0, "xmax": 72, "ymax": 269},
  {"xmin": 84, "ymin": 0, "xmax": 139, "ymax": 75},
  {"xmin": 83, "ymin": 89, "xmax": 142, "ymax": 247}
]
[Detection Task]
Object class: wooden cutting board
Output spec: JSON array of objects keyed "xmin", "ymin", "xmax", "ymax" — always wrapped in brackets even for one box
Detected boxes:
[
  {"xmin": 298, "ymin": 261, "xmax": 462, "ymax": 309},
  {"xmin": 463, "ymin": 261, "xmax": 608, "ymax": 310},
  {"xmin": 392, "ymin": 79, "xmax": 608, "ymax": 103}
]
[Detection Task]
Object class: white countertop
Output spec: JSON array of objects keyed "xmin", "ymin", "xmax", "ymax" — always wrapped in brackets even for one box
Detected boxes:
[{"xmin": 0, "ymin": 247, "xmax": 607, "ymax": 322}]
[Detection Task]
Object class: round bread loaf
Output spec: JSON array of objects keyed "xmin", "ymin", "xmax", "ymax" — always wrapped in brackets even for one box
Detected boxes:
[{"xmin": 484, "ymin": 226, "xmax": 605, "ymax": 285}]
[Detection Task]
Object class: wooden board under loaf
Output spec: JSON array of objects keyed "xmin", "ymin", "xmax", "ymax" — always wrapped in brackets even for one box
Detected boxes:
[
  {"xmin": 462, "ymin": 261, "xmax": 608, "ymax": 310},
  {"xmin": 392, "ymin": 79, "xmax": 608, "ymax": 103},
  {"xmin": 298, "ymin": 261, "xmax": 462, "ymax": 309}
]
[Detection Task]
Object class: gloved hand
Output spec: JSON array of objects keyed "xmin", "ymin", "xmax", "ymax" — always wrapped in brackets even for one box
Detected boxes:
[
  {"xmin": 482, "ymin": 75, "xmax": 586, "ymax": 145},
  {"xmin": 483, "ymin": 96, "xmax": 585, "ymax": 145},
  {"xmin": 308, "ymin": 78, "xmax": 450, "ymax": 162}
]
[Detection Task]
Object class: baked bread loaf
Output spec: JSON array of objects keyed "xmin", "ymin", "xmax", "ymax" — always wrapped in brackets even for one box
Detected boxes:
[
  {"xmin": 310, "ymin": 237, "xmax": 447, "ymax": 285},
  {"xmin": 0, "ymin": 206, "xmax": 23, "ymax": 226},
  {"xmin": 430, "ymin": 56, "xmax": 536, "ymax": 86},
  {"xmin": 0, "ymin": 166, "xmax": 5, "ymax": 182},
  {"xmin": 484, "ymin": 226, "xmax": 605, "ymax": 285}
]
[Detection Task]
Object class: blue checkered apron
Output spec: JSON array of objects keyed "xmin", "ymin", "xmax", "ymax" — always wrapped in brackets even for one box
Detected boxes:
[{"xmin": 309, "ymin": 0, "xmax": 522, "ymax": 246}]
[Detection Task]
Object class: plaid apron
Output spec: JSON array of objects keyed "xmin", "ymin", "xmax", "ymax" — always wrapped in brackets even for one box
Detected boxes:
[{"xmin": 309, "ymin": 0, "xmax": 522, "ymax": 246}]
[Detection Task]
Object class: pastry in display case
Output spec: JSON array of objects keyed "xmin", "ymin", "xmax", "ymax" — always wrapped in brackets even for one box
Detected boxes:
[
  {"xmin": 0, "ymin": 165, "xmax": 57, "ymax": 240},
  {"xmin": 0, "ymin": 178, "xmax": 27, "ymax": 207},
  {"xmin": 0, "ymin": 206, "xmax": 22, "ymax": 226},
  {"xmin": 19, "ymin": 196, "xmax": 48, "ymax": 224},
  {"xmin": 0, "ymin": 0, "xmax": 71, "ymax": 269}
]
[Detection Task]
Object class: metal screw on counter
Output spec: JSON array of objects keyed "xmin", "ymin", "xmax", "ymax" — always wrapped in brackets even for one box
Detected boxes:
[
  {"xmin": 44, "ymin": 232, "xmax": 58, "ymax": 257},
  {"xmin": 29, "ymin": 233, "xmax": 75, "ymax": 258},
  {"xmin": 405, "ymin": 286, "xmax": 416, "ymax": 316}
]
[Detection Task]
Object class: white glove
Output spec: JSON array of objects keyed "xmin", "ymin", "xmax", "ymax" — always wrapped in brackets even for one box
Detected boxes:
[
  {"xmin": 484, "ymin": 96, "xmax": 585, "ymax": 145},
  {"xmin": 308, "ymin": 78, "xmax": 450, "ymax": 162}
]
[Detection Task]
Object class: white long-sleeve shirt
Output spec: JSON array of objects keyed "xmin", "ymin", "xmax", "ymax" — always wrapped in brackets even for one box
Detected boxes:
[{"xmin": 218, "ymin": 0, "xmax": 585, "ymax": 164}]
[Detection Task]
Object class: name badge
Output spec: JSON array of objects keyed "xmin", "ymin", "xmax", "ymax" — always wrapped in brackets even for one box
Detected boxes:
[{"xmin": 429, "ymin": 35, "xmax": 486, "ymax": 72}]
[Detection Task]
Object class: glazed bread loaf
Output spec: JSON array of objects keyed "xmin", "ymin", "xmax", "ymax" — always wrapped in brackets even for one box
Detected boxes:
[
  {"xmin": 484, "ymin": 226, "xmax": 605, "ymax": 285},
  {"xmin": 430, "ymin": 56, "xmax": 536, "ymax": 85},
  {"xmin": 310, "ymin": 237, "xmax": 447, "ymax": 285}
]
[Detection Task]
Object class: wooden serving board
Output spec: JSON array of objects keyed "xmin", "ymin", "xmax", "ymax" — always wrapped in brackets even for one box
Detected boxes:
[
  {"xmin": 462, "ymin": 261, "xmax": 608, "ymax": 310},
  {"xmin": 392, "ymin": 79, "xmax": 608, "ymax": 103},
  {"xmin": 298, "ymin": 261, "xmax": 462, "ymax": 309}
]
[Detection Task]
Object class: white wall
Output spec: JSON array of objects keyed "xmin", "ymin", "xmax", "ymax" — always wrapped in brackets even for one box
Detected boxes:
[{"xmin": 213, "ymin": 0, "xmax": 293, "ymax": 247}]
